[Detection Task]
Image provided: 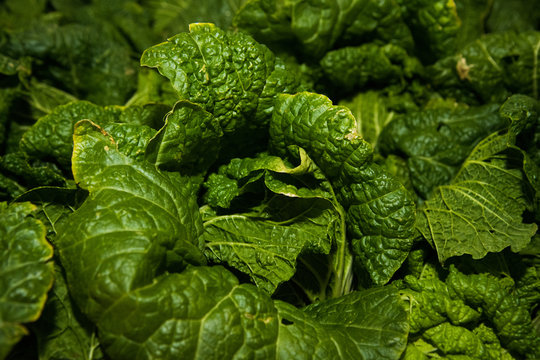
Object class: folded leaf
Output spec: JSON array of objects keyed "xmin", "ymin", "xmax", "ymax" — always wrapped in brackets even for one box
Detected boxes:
[
  {"xmin": 270, "ymin": 92, "xmax": 416, "ymax": 285},
  {"xmin": 145, "ymin": 100, "xmax": 222, "ymax": 173},
  {"xmin": 20, "ymin": 101, "xmax": 167, "ymax": 167},
  {"xmin": 56, "ymin": 121, "xmax": 205, "ymax": 321}
]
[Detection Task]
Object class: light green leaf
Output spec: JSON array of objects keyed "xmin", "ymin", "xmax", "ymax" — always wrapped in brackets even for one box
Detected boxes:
[
  {"xmin": 339, "ymin": 91, "xmax": 395, "ymax": 146},
  {"xmin": 202, "ymin": 197, "xmax": 335, "ymax": 293},
  {"xmin": 275, "ymin": 286, "xmax": 409, "ymax": 359},
  {"xmin": 417, "ymin": 132, "xmax": 537, "ymax": 262}
]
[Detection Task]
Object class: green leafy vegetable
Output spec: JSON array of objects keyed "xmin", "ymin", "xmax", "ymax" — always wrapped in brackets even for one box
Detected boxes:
[{"xmin": 2, "ymin": 2, "xmax": 539, "ymax": 359}]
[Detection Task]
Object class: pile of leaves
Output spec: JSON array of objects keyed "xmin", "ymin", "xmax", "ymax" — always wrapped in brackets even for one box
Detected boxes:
[{"xmin": 1, "ymin": 0, "xmax": 539, "ymax": 359}]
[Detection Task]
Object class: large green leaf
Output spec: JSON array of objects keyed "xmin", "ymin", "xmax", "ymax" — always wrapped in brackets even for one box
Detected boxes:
[
  {"xmin": 275, "ymin": 286, "xmax": 409, "ymax": 359},
  {"xmin": 0, "ymin": 202, "xmax": 54, "ymax": 359},
  {"xmin": 417, "ymin": 132, "xmax": 537, "ymax": 262},
  {"xmin": 270, "ymin": 92, "xmax": 416, "ymax": 285},
  {"xmin": 97, "ymin": 266, "xmax": 408, "ymax": 360},
  {"xmin": 56, "ymin": 120, "xmax": 205, "ymax": 321},
  {"xmin": 202, "ymin": 197, "xmax": 336, "ymax": 294},
  {"xmin": 140, "ymin": 23, "xmax": 306, "ymax": 158}
]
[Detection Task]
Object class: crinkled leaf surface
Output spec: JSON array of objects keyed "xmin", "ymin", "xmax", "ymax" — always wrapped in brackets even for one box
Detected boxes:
[
  {"xmin": 447, "ymin": 267, "xmax": 540, "ymax": 357},
  {"xmin": 141, "ymin": 22, "xmax": 305, "ymax": 158},
  {"xmin": 270, "ymin": 92, "xmax": 416, "ymax": 285},
  {"xmin": 320, "ymin": 43, "xmax": 422, "ymax": 92},
  {"xmin": 398, "ymin": 0, "xmax": 461, "ymax": 60},
  {"xmin": 430, "ymin": 31, "xmax": 540, "ymax": 103},
  {"xmin": 417, "ymin": 132, "xmax": 537, "ymax": 262},
  {"xmin": 0, "ymin": 202, "xmax": 53, "ymax": 359}
]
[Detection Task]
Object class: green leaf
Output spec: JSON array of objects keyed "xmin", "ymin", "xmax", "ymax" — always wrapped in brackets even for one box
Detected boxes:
[
  {"xmin": 149, "ymin": 0, "xmax": 247, "ymax": 35},
  {"xmin": 56, "ymin": 120, "xmax": 205, "ymax": 321},
  {"xmin": 0, "ymin": 202, "xmax": 54, "ymax": 358},
  {"xmin": 339, "ymin": 91, "xmax": 396, "ymax": 146},
  {"xmin": 320, "ymin": 43, "xmax": 422, "ymax": 92},
  {"xmin": 270, "ymin": 92, "xmax": 416, "ymax": 285},
  {"xmin": 3, "ymin": 18, "xmax": 137, "ymax": 105},
  {"xmin": 20, "ymin": 101, "xmax": 167, "ymax": 167},
  {"xmin": 422, "ymin": 322, "xmax": 502, "ymax": 359},
  {"xmin": 486, "ymin": 0, "xmax": 540, "ymax": 33},
  {"xmin": 447, "ymin": 266, "xmax": 540, "ymax": 357},
  {"xmin": 378, "ymin": 103, "xmax": 507, "ymax": 198},
  {"xmin": 398, "ymin": 0, "xmax": 461, "ymax": 60},
  {"xmin": 145, "ymin": 100, "xmax": 222, "ymax": 173},
  {"xmin": 417, "ymin": 132, "xmax": 537, "ymax": 262},
  {"xmin": 430, "ymin": 31, "xmax": 540, "ymax": 103},
  {"xmin": 275, "ymin": 286, "xmax": 409, "ymax": 359},
  {"xmin": 402, "ymin": 273, "xmax": 481, "ymax": 334},
  {"xmin": 202, "ymin": 197, "xmax": 336, "ymax": 293},
  {"xmin": 141, "ymin": 23, "xmax": 305, "ymax": 157},
  {"xmin": 96, "ymin": 265, "xmax": 280, "ymax": 360}
]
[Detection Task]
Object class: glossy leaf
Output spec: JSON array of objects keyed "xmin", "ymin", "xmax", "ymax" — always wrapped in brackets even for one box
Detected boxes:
[{"xmin": 270, "ymin": 92, "xmax": 416, "ymax": 285}]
